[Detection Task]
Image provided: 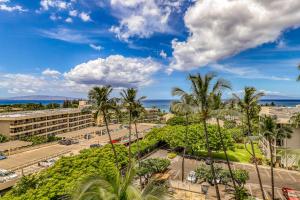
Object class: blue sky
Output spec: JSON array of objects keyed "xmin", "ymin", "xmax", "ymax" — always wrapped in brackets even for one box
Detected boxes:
[{"xmin": 0, "ymin": 0, "xmax": 300, "ymax": 99}]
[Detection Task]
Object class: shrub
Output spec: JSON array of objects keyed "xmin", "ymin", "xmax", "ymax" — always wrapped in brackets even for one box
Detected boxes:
[
  {"xmin": 166, "ymin": 116, "xmax": 186, "ymax": 126},
  {"xmin": 0, "ymin": 134, "xmax": 9, "ymax": 143},
  {"xmin": 249, "ymin": 157, "xmax": 263, "ymax": 165},
  {"xmin": 167, "ymin": 152, "xmax": 177, "ymax": 159}
]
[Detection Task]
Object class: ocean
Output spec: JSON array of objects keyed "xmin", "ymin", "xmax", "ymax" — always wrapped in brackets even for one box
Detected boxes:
[{"xmin": 1, "ymin": 99, "xmax": 300, "ymax": 113}]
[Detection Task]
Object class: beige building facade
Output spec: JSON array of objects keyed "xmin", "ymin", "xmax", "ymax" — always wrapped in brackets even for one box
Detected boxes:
[{"xmin": 0, "ymin": 108, "xmax": 94, "ymax": 140}]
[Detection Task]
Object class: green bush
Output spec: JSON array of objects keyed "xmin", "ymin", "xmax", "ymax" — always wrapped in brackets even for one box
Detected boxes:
[
  {"xmin": 166, "ymin": 116, "xmax": 186, "ymax": 126},
  {"xmin": 2, "ymin": 144, "xmax": 128, "ymax": 200},
  {"xmin": 167, "ymin": 152, "xmax": 177, "ymax": 159},
  {"xmin": 0, "ymin": 134, "xmax": 9, "ymax": 143}
]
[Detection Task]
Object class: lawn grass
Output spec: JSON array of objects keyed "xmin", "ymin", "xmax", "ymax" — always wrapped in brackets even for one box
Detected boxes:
[{"xmin": 196, "ymin": 143, "xmax": 264, "ymax": 163}]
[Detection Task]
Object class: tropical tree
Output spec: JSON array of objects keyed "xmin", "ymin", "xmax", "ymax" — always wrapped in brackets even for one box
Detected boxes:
[
  {"xmin": 89, "ymin": 86, "xmax": 120, "ymax": 170},
  {"xmin": 211, "ymin": 92, "xmax": 238, "ymax": 194},
  {"xmin": 73, "ymin": 165, "xmax": 169, "ymax": 200},
  {"xmin": 121, "ymin": 88, "xmax": 146, "ymax": 165},
  {"xmin": 111, "ymin": 98, "xmax": 123, "ymax": 124},
  {"xmin": 260, "ymin": 115, "xmax": 277, "ymax": 200},
  {"xmin": 188, "ymin": 72, "xmax": 231, "ymax": 200},
  {"xmin": 171, "ymin": 87, "xmax": 195, "ymax": 182},
  {"xmin": 233, "ymin": 87, "xmax": 266, "ymax": 200}
]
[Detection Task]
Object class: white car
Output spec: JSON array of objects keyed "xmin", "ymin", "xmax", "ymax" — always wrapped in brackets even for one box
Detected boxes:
[
  {"xmin": 0, "ymin": 169, "xmax": 18, "ymax": 183},
  {"xmin": 187, "ymin": 171, "xmax": 197, "ymax": 183},
  {"xmin": 38, "ymin": 159, "xmax": 56, "ymax": 167}
]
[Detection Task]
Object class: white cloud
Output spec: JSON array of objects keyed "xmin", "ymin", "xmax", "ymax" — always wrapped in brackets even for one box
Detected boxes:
[
  {"xmin": 0, "ymin": 74, "xmax": 48, "ymax": 94},
  {"xmin": 159, "ymin": 50, "xmax": 167, "ymax": 58},
  {"xmin": 69, "ymin": 9, "xmax": 77, "ymax": 16},
  {"xmin": 64, "ymin": 55, "xmax": 161, "ymax": 88},
  {"xmin": 169, "ymin": 0, "xmax": 300, "ymax": 72},
  {"xmin": 0, "ymin": 0, "xmax": 26, "ymax": 12},
  {"xmin": 79, "ymin": 12, "xmax": 91, "ymax": 22},
  {"xmin": 40, "ymin": 0, "xmax": 70, "ymax": 11},
  {"xmin": 89, "ymin": 44, "xmax": 102, "ymax": 51},
  {"xmin": 65, "ymin": 17, "xmax": 73, "ymax": 23},
  {"xmin": 110, "ymin": 0, "xmax": 183, "ymax": 41},
  {"xmin": 39, "ymin": 28, "xmax": 93, "ymax": 44},
  {"xmin": 42, "ymin": 68, "xmax": 61, "ymax": 78}
]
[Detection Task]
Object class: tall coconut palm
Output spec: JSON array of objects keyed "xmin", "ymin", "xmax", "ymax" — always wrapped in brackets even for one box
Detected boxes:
[
  {"xmin": 74, "ymin": 165, "xmax": 169, "ymax": 200},
  {"xmin": 132, "ymin": 101, "xmax": 146, "ymax": 186},
  {"xmin": 260, "ymin": 115, "xmax": 277, "ymax": 200},
  {"xmin": 171, "ymin": 87, "xmax": 195, "ymax": 182},
  {"xmin": 121, "ymin": 88, "xmax": 146, "ymax": 165},
  {"xmin": 89, "ymin": 86, "xmax": 120, "ymax": 170},
  {"xmin": 111, "ymin": 98, "xmax": 123, "ymax": 124},
  {"xmin": 233, "ymin": 87, "xmax": 266, "ymax": 200},
  {"xmin": 211, "ymin": 92, "xmax": 238, "ymax": 193},
  {"xmin": 189, "ymin": 72, "xmax": 231, "ymax": 200}
]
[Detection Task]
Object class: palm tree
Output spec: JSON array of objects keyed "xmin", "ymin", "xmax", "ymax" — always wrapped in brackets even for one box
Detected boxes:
[
  {"xmin": 121, "ymin": 88, "xmax": 146, "ymax": 165},
  {"xmin": 73, "ymin": 165, "xmax": 168, "ymax": 200},
  {"xmin": 233, "ymin": 87, "xmax": 266, "ymax": 200},
  {"xmin": 211, "ymin": 92, "xmax": 238, "ymax": 193},
  {"xmin": 132, "ymin": 101, "xmax": 146, "ymax": 186},
  {"xmin": 89, "ymin": 86, "xmax": 119, "ymax": 170},
  {"xmin": 188, "ymin": 72, "xmax": 231, "ymax": 200},
  {"xmin": 111, "ymin": 98, "xmax": 123, "ymax": 124},
  {"xmin": 171, "ymin": 87, "xmax": 195, "ymax": 182},
  {"xmin": 260, "ymin": 115, "xmax": 277, "ymax": 200}
]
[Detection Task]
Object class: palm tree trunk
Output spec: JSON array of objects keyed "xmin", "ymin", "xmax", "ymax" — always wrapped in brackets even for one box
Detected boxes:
[
  {"xmin": 182, "ymin": 114, "xmax": 189, "ymax": 182},
  {"xmin": 246, "ymin": 109, "xmax": 266, "ymax": 200},
  {"xmin": 216, "ymin": 118, "xmax": 237, "ymax": 192},
  {"xmin": 203, "ymin": 119, "xmax": 221, "ymax": 200},
  {"xmin": 268, "ymin": 138, "xmax": 275, "ymax": 200},
  {"xmin": 128, "ymin": 110, "xmax": 133, "ymax": 165},
  {"xmin": 103, "ymin": 111, "xmax": 120, "ymax": 170},
  {"xmin": 134, "ymin": 121, "xmax": 142, "ymax": 186}
]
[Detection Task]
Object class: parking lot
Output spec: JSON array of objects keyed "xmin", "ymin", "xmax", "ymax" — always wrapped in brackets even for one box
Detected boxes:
[
  {"xmin": 148, "ymin": 149, "xmax": 300, "ymax": 199},
  {"xmin": 0, "ymin": 123, "xmax": 156, "ymax": 190}
]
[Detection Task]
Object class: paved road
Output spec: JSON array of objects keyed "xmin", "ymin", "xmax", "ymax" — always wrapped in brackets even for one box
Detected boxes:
[{"xmin": 148, "ymin": 149, "xmax": 300, "ymax": 199}]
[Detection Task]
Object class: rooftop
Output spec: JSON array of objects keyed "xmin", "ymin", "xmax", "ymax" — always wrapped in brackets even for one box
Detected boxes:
[{"xmin": 0, "ymin": 108, "xmax": 88, "ymax": 120}]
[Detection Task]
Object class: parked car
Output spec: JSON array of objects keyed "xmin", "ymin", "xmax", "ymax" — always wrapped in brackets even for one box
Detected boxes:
[
  {"xmin": 282, "ymin": 187, "xmax": 300, "ymax": 200},
  {"xmin": 38, "ymin": 159, "xmax": 56, "ymax": 167},
  {"xmin": 90, "ymin": 144, "xmax": 102, "ymax": 148},
  {"xmin": 0, "ymin": 153, "xmax": 7, "ymax": 160},
  {"xmin": 59, "ymin": 139, "xmax": 79, "ymax": 145},
  {"xmin": 187, "ymin": 171, "xmax": 197, "ymax": 183},
  {"xmin": 0, "ymin": 169, "xmax": 18, "ymax": 183},
  {"xmin": 84, "ymin": 134, "xmax": 92, "ymax": 139}
]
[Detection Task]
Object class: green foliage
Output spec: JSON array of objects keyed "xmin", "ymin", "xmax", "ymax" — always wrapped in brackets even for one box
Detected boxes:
[
  {"xmin": 45, "ymin": 103, "xmax": 61, "ymax": 109},
  {"xmin": 233, "ymin": 169, "xmax": 249, "ymax": 187},
  {"xmin": 195, "ymin": 164, "xmax": 249, "ymax": 186},
  {"xmin": 167, "ymin": 152, "xmax": 177, "ymax": 159},
  {"xmin": 63, "ymin": 100, "xmax": 79, "ymax": 108},
  {"xmin": 20, "ymin": 135, "xmax": 60, "ymax": 145},
  {"xmin": 137, "ymin": 158, "xmax": 170, "ymax": 184},
  {"xmin": 0, "ymin": 134, "xmax": 9, "ymax": 143},
  {"xmin": 223, "ymin": 120, "xmax": 237, "ymax": 129},
  {"xmin": 2, "ymin": 144, "xmax": 128, "ymax": 200},
  {"xmin": 195, "ymin": 164, "xmax": 224, "ymax": 184},
  {"xmin": 149, "ymin": 124, "xmax": 235, "ymax": 153},
  {"xmin": 166, "ymin": 116, "xmax": 186, "ymax": 126},
  {"xmin": 228, "ymin": 128, "xmax": 244, "ymax": 143},
  {"xmin": 234, "ymin": 186, "xmax": 250, "ymax": 200},
  {"xmin": 74, "ymin": 165, "xmax": 169, "ymax": 200}
]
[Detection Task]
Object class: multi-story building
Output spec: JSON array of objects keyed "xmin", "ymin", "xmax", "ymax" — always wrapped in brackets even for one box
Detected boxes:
[{"xmin": 0, "ymin": 108, "xmax": 94, "ymax": 140}]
